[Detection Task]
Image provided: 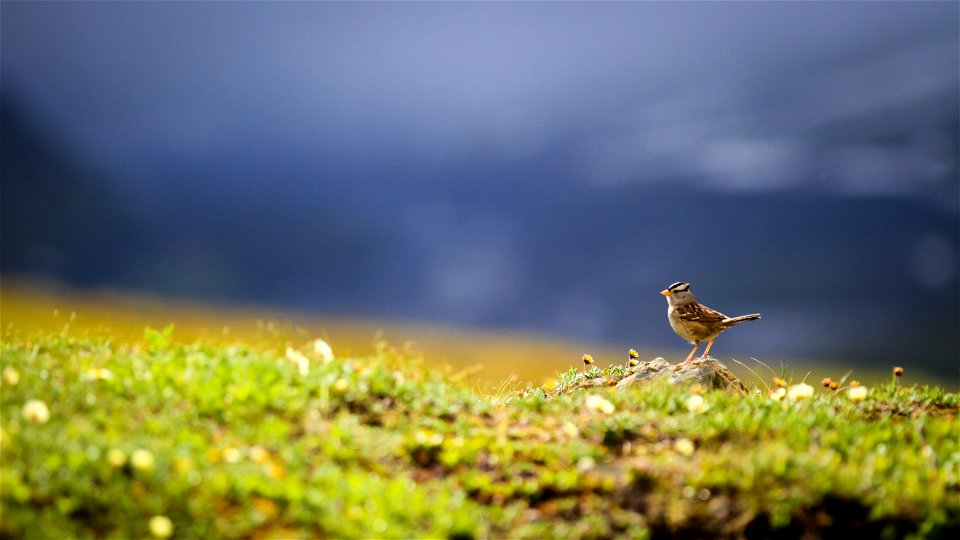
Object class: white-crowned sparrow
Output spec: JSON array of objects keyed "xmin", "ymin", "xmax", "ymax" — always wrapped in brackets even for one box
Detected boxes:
[{"xmin": 661, "ymin": 281, "xmax": 760, "ymax": 365}]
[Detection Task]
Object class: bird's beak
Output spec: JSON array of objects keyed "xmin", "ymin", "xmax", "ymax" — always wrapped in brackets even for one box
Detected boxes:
[{"xmin": 660, "ymin": 289, "xmax": 671, "ymax": 296}]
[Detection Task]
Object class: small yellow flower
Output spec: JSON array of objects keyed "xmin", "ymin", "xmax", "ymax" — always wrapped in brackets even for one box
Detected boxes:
[
  {"xmin": 222, "ymin": 447, "xmax": 243, "ymax": 463},
  {"xmin": 584, "ymin": 394, "xmax": 615, "ymax": 414},
  {"xmin": 332, "ymin": 378, "xmax": 350, "ymax": 394},
  {"xmin": 821, "ymin": 377, "xmax": 832, "ymax": 388},
  {"xmin": 674, "ymin": 438, "xmax": 695, "ymax": 456},
  {"xmin": 847, "ymin": 386, "xmax": 869, "ymax": 402},
  {"xmin": 313, "ymin": 339, "xmax": 334, "ymax": 362},
  {"xmin": 248, "ymin": 445, "xmax": 270, "ymax": 463},
  {"xmin": 582, "ymin": 354, "xmax": 594, "ymax": 366},
  {"xmin": 829, "ymin": 380, "xmax": 839, "ymax": 390},
  {"xmin": 3, "ymin": 367, "xmax": 20, "ymax": 386},
  {"xmin": 174, "ymin": 457, "xmax": 193, "ymax": 475},
  {"xmin": 148, "ymin": 515, "xmax": 174, "ymax": 538},
  {"xmin": 628, "ymin": 349, "xmax": 639, "ymax": 359},
  {"xmin": 263, "ymin": 460, "xmax": 285, "ymax": 479},
  {"xmin": 849, "ymin": 380, "xmax": 861, "ymax": 388},
  {"xmin": 252, "ymin": 497, "xmax": 279, "ymax": 519},
  {"xmin": 893, "ymin": 366, "xmax": 904, "ymax": 377},
  {"xmin": 685, "ymin": 394, "xmax": 709, "ymax": 414},
  {"xmin": 561, "ymin": 421, "xmax": 580, "ymax": 438},
  {"xmin": 88, "ymin": 368, "xmax": 115, "ymax": 381},
  {"xmin": 131, "ymin": 449, "xmax": 155, "ymax": 471},
  {"xmin": 22, "ymin": 399, "xmax": 50, "ymax": 423},
  {"xmin": 787, "ymin": 383, "xmax": 814, "ymax": 400},
  {"xmin": 107, "ymin": 448, "xmax": 126, "ymax": 468},
  {"xmin": 773, "ymin": 377, "xmax": 787, "ymax": 388},
  {"xmin": 413, "ymin": 429, "xmax": 444, "ymax": 446},
  {"xmin": 629, "ymin": 359, "xmax": 639, "ymax": 367}
]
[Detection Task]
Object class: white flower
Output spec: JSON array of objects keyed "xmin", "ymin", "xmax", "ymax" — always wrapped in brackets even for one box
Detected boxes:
[
  {"xmin": 685, "ymin": 394, "xmax": 709, "ymax": 413},
  {"xmin": 769, "ymin": 387, "xmax": 787, "ymax": 401},
  {"xmin": 131, "ymin": 449, "xmax": 155, "ymax": 471},
  {"xmin": 585, "ymin": 394, "xmax": 615, "ymax": 414},
  {"xmin": 148, "ymin": 515, "xmax": 174, "ymax": 538},
  {"xmin": 22, "ymin": 399, "xmax": 50, "ymax": 423},
  {"xmin": 313, "ymin": 339, "xmax": 334, "ymax": 362},
  {"xmin": 285, "ymin": 347, "xmax": 310, "ymax": 375},
  {"xmin": 847, "ymin": 386, "xmax": 869, "ymax": 402},
  {"xmin": 786, "ymin": 383, "xmax": 814, "ymax": 400},
  {"xmin": 576, "ymin": 456, "xmax": 596, "ymax": 472}
]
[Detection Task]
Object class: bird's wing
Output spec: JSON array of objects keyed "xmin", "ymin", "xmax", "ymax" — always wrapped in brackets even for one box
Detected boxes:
[{"xmin": 675, "ymin": 303, "xmax": 727, "ymax": 323}]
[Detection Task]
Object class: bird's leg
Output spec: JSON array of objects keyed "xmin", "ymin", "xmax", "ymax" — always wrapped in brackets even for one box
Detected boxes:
[
  {"xmin": 700, "ymin": 338, "xmax": 716, "ymax": 359},
  {"xmin": 680, "ymin": 341, "xmax": 699, "ymax": 366}
]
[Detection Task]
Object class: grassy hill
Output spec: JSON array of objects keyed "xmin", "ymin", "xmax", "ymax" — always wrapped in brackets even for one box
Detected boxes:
[
  {"xmin": 0, "ymin": 280, "xmax": 642, "ymax": 392},
  {"xmin": 1, "ymin": 319, "xmax": 957, "ymax": 538}
]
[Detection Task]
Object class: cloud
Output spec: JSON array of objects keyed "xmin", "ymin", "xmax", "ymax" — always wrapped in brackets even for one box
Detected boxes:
[{"xmin": 1, "ymin": 1, "xmax": 956, "ymax": 200}]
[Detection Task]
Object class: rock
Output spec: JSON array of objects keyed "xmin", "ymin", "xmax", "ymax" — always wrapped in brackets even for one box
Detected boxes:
[
  {"xmin": 616, "ymin": 356, "xmax": 746, "ymax": 393},
  {"xmin": 670, "ymin": 356, "xmax": 746, "ymax": 393},
  {"xmin": 615, "ymin": 357, "xmax": 672, "ymax": 390}
]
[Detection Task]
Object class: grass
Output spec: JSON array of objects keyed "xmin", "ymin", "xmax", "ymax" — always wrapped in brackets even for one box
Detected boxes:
[
  {"xmin": 1, "ymin": 319, "xmax": 958, "ymax": 539},
  {"xmin": 0, "ymin": 279, "xmax": 641, "ymax": 391}
]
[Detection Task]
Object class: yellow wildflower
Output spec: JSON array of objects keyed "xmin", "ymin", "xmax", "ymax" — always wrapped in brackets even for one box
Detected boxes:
[
  {"xmin": 674, "ymin": 438, "xmax": 695, "ymax": 456},
  {"xmin": 148, "ymin": 515, "xmax": 173, "ymax": 538},
  {"xmin": 131, "ymin": 449, "xmax": 155, "ymax": 471},
  {"xmin": 332, "ymin": 378, "xmax": 350, "ymax": 394},
  {"xmin": 3, "ymin": 367, "xmax": 20, "ymax": 386},
  {"xmin": 222, "ymin": 447, "xmax": 242, "ymax": 463},
  {"xmin": 107, "ymin": 448, "xmax": 126, "ymax": 468}
]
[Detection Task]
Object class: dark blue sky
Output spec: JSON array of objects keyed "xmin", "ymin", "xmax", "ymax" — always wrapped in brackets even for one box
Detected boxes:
[
  {"xmin": 2, "ymin": 1, "xmax": 958, "ymax": 376},
  {"xmin": 3, "ymin": 2, "xmax": 957, "ymax": 199}
]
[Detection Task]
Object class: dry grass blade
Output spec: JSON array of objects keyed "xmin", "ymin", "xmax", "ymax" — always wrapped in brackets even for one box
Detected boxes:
[{"xmin": 734, "ymin": 357, "xmax": 770, "ymax": 393}]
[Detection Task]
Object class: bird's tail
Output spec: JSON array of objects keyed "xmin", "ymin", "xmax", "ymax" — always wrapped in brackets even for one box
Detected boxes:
[{"xmin": 722, "ymin": 313, "xmax": 761, "ymax": 326}]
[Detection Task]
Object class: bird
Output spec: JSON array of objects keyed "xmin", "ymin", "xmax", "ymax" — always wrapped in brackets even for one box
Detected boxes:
[{"xmin": 661, "ymin": 281, "xmax": 760, "ymax": 366}]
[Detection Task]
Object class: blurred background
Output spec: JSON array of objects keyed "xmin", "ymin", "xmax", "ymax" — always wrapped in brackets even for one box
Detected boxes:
[{"xmin": 2, "ymin": 2, "xmax": 958, "ymax": 383}]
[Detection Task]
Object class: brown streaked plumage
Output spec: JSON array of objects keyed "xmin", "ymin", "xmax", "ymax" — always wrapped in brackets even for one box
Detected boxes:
[{"xmin": 661, "ymin": 282, "xmax": 760, "ymax": 365}]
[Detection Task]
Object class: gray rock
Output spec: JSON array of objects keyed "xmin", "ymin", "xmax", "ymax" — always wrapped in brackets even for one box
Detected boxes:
[
  {"xmin": 615, "ymin": 357, "xmax": 672, "ymax": 390},
  {"xmin": 669, "ymin": 356, "xmax": 746, "ymax": 393},
  {"xmin": 616, "ymin": 356, "xmax": 746, "ymax": 393}
]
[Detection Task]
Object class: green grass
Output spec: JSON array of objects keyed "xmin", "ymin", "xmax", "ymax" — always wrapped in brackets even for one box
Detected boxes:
[{"xmin": 1, "ymin": 325, "xmax": 958, "ymax": 539}]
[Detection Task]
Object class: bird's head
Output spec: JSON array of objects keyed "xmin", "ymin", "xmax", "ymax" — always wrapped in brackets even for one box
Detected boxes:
[{"xmin": 661, "ymin": 281, "xmax": 696, "ymax": 306}]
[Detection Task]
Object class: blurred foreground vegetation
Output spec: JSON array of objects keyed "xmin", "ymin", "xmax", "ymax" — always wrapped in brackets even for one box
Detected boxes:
[{"xmin": 1, "ymin": 317, "xmax": 957, "ymax": 538}]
